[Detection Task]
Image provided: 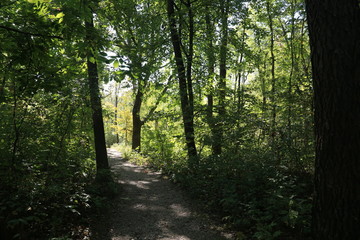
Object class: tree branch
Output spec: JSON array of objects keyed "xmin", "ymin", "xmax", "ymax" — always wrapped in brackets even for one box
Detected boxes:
[
  {"xmin": 142, "ymin": 75, "xmax": 173, "ymax": 124},
  {"xmin": 0, "ymin": 25, "xmax": 64, "ymax": 40},
  {"xmin": 0, "ymin": 1, "xmax": 17, "ymax": 8}
]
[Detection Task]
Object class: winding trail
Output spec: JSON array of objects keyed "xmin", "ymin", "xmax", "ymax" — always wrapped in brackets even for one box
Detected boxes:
[{"xmin": 92, "ymin": 149, "xmax": 232, "ymax": 240}]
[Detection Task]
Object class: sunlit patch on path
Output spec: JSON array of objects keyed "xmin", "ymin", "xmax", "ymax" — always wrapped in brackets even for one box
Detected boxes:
[{"xmin": 92, "ymin": 148, "xmax": 233, "ymax": 240}]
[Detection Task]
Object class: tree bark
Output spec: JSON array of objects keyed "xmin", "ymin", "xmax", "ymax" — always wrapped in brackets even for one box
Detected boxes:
[
  {"xmin": 0, "ymin": 76, "xmax": 6, "ymax": 103},
  {"xmin": 132, "ymin": 88, "xmax": 143, "ymax": 151},
  {"xmin": 167, "ymin": 0, "xmax": 198, "ymax": 167},
  {"xmin": 236, "ymin": 23, "xmax": 247, "ymax": 121},
  {"xmin": 85, "ymin": 13, "xmax": 110, "ymax": 177},
  {"xmin": 186, "ymin": 0, "xmax": 194, "ymax": 115},
  {"xmin": 214, "ymin": 0, "xmax": 229, "ymax": 155},
  {"xmin": 205, "ymin": 3, "xmax": 217, "ymax": 155},
  {"xmin": 132, "ymin": 76, "xmax": 171, "ymax": 152},
  {"xmin": 114, "ymin": 83, "xmax": 120, "ymax": 144},
  {"xmin": 266, "ymin": 0, "xmax": 277, "ymax": 145},
  {"xmin": 286, "ymin": 0, "xmax": 297, "ymax": 144},
  {"xmin": 125, "ymin": 117, "xmax": 129, "ymax": 145},
  {"xmin": 305, "ymin": 1, "xmax": 360, "ymax": 239}
]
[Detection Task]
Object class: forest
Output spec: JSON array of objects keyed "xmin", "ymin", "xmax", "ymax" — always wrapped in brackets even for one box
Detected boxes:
[{"xmin": 0, "ymin": 0, "xmax": 359, "ymax": 239}]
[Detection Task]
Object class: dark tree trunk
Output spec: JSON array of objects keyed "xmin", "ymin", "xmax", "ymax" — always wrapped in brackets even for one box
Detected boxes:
[
  {"xmin": 114, "ymin": 83, "xmax": 120, "ymax": 144},
  {"xmin": 214, "ymin": 0, "xmax": 229, "ymax": 155},
  {"xmin": 167, "ymin": 0, "xmax": 198, "ymax": 167},
  {"xmin": 204, "ymin": 4, "xmax": 217, "ymax": 155},
  {"xmin": 131, "ymin": 77, "xmax": 170, "ymax": 152},
  {"xmin": 286, "ymin": 0, "xmax": 297, "ymax": 144},
  {"xmin": 125, "ymin": 117, "xmax": 129, "ymax": 145},
  {"xmin": 0, "ymin": 76, "xmax": 6, "ymax": 103},
  {"xmin": 85, "ymin": 15, "xmax": 109, "ymax": 176},
  {"xmin": 132, "ymin": 88, "xmax": 143, "ymax": 151},
  {"xmin": 257, "ymin": 59, "xmax": 267, "ymax": 142},
  {"xmin": 305, "ymin": 1, "xmax": 360, "ymax": 239},
  {"xmin": 234, "ymin": 21, "xmax": 248, "ymax": 141},
  {"xmin": 186, "ymin": 0, "xmax": 194, "ymax": 115},
  {"xmin": 266, "ymin": 0, "xmax": 277, "ymax": 145}
]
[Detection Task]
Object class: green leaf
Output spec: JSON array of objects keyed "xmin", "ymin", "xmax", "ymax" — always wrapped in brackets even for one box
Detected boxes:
[
  {"xmin": 89, "ymin": 57, "xmax": 96, "ymax": 64},
  {"xmin": 55, "ymin": 12, "xmax": 65, "ymax": 19},
  {"xmin": 113, "ymin": 60, "xmax": 119, "ymax": 69},
  {"xmin": 27, "ymin": 0, "xmax": 50, "ymax": 3}
]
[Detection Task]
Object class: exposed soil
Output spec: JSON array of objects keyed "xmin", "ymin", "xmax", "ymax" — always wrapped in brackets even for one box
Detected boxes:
[{"xmin": 91, "ymin": 149, "xmax": 233, "ymax": 240}]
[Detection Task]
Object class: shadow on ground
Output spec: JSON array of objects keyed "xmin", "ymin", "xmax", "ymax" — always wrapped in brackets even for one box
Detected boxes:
[{"xmin": 91, "ymin": 149, "xmax": 232, "ymax": 240}]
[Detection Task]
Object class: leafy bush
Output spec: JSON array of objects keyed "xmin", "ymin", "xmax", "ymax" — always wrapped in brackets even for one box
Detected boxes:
[
  {"xmin": 0, "ymin": 89, "xmax": 103, "ymax": 239},
  {"xmin": 112, "ymin": 143, "xmax": 133, "ymax": 160},
  {"xmin": 133, "ymin": 143, "xmax": 312, "ymax": 240}
]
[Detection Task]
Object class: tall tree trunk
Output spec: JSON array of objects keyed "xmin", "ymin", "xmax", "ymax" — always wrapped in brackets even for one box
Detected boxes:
[
  {"xmin": 305, "ymin": 1, "xmax": 360, "ymax": 239},
  {"xmin": 266, "ymin": 0, "xmax": 277, "ymax": 144},
  {"xmin": 205, "ymin": 4, "xmax": 217, "ymax": 155},
  {"xmin": 132, "ymin": 88, "xmax": 143, "ymax": 151},
  {"xmin": 236, "ymin": 23, "xmax": 247, "ymax": 115},
  {"xmin": 167, "ymin": 0, "xmax": 198, "ymax": 167},
  {"xmin": 131, "ymin": 76, "xmax": 170, "ymax": 152},
  {"xmin": 256, "ymin": 58, "xmax": 268, "ymax": 143},
  {"xmin": 125, "ymin": 117, "xmax": 129, "ymax": 145},
  {"xmin": 0, "ymin": 75, "xmax": 6, "ymax": 103},
  {"xmin": 114, "ymin": 83, "xmax": 120, "ymax": 144},
  {"xmin": 214, "ymin": 0, "xmax": 229, "ymax": 155},
  {"xmin": 186, "ymin": 0, "xmax": 194, "ymax": 115},
  {"xmin": 286, "ymin": 0, "xmax": 297, "ymax": 145},
  {"xmin": 85, "ymin": 12, "xmax": 110, "ymax": 178}
]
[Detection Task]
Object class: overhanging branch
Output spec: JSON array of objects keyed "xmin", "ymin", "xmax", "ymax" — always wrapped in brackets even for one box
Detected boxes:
[{"xmin": 0, "ymin": 25, "xmax": 64, "ymax": 40}]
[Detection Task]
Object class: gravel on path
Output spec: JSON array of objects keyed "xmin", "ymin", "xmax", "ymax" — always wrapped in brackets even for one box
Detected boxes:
[{"xmin": 92, "ymin": 148, "xmax": 233, "ymax": 240}]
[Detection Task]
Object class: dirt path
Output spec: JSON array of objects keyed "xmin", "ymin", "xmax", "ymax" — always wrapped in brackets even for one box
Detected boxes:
[{"xmin": 92, "ymin": 149, "xmax": 233, "ymax": 240}]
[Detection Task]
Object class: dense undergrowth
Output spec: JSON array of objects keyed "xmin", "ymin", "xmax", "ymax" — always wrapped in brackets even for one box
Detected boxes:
[
  {"xmin": 0, "ymin": 92, "xmax": 116, "ymax": 239},
  {"xmin": 0, "ymin": 159, "xmax": 117, "ymax": 240},
  {"xmin": 115, "ymin": 143, "xmax": 313, "ymax": 240},
  {"xmin": 0, "ymin": 166, "xmax": 92, "ymax": 239}
]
